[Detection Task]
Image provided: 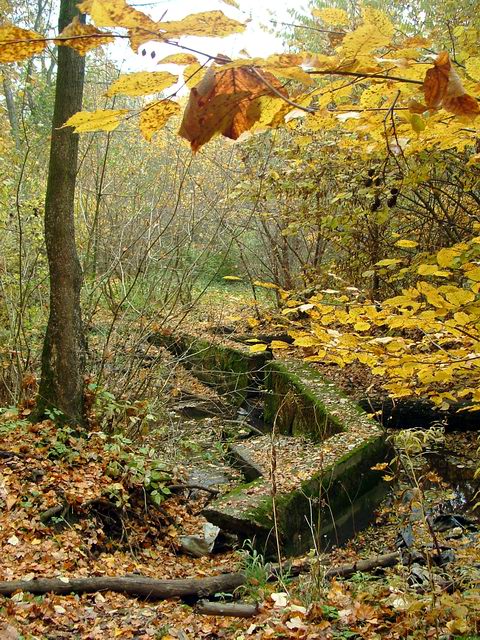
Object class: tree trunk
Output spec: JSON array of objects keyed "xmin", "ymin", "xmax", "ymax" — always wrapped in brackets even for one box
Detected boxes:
[{"xmin": 36, "ymin": 0, "xmax": 86, "ymax": 425}]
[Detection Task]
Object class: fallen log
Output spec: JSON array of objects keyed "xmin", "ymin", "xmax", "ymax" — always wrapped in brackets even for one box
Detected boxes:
[
  {"xmin": 196, "ymin": 600, "xmax": 259, "ymax": 617},
  {"xmin": 0, "ymin": 573, "xmax": 246, "ymax": 600},
  {"xmin": 324, "ymin": 551, "xmax": 400, "ymax": 579},
  {"xmin": 0, "ymin": 553, "xmax": 402, "ymax": 601}
]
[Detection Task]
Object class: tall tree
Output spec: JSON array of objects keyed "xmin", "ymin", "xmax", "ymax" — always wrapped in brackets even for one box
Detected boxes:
[{"xmin": 36, "ymin": 0, "xmax": 86, "ymax": 425}]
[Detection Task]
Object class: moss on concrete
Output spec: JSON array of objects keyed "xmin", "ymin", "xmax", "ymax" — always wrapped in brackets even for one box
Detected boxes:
[
  {"xmin": 152, "ymin": 331, "xmax": 390, "ymax": 556},
  {"xmin": 148, "ymin": 332, "xmax": 271, "ymax": 405},
  {"xmin": 204, "ymin": 432, "xmax": 390, "ymax": 556},
  {"xmin": 204, "ymin": 357, "xmax": 390, "ymax": 556},
  {"xmin": 264, "ymin": 359, "xmax": 372, "ymax": 442}
]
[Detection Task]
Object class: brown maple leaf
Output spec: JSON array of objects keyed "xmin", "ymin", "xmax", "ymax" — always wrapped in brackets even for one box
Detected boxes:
[
  {"xmin": 423, "ymin": 52, "xmax": 479, "ymax": 118},
  {"xmin": 179, "ymin": 65, "xmax": 287, "ymax": 151}
]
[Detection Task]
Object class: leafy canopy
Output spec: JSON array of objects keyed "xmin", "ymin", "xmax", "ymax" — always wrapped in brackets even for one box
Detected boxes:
[{"xmin": 1, "ymin": 0, "xmax": 478, "ymax": 150}]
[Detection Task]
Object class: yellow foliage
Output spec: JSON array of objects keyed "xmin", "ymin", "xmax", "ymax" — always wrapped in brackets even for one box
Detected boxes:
[
  {"xmin": 54, "ymin": 15, "xmax": 114, "ymax": 54},
  {"xmin": 270, "ymin": 340, "xmax": 290, "ymax": 350},
  {"xmin": 463, "ymin": 266, "xmax": 480, "ymax": 282},
  {"xmin": 158, "ymin": 53, "xmax": 198, "ymax": 65},
  {"xmin": 417, "ymin": 264, "xmax": 451, "ymax": 277},
  {"xmin": 139, "ymin": 100, "xmax": 180, "ymax": 141},
  {"xmin": 159, "ymin": 11, "xmax": 244, "ymax": 38},
  {"xmin": 294, "ymin": 336, "xmax": 320, "ymax": 348},
  {"xmin": 465, "ymin": 56, "xmax": 480, "ymax": 82},
  {"xmin": 395, "ymin": 239, "xmax": 418, "ymax": 248},
  {"xmin": 183, "ymin": 63, "xmax": 208, "ymax": 88},
  {"xmin": 61, "ymin": 109, "xmax": 129, "ymax": 133},
  {"xmin": 249, "ymin": 343, "xmax": 268, "ymax": 353},
  {"xmin": 0, "ymin": 24, "xmax": 45, "ymax": 63},
  {"xmin": 436, "ymin": 246, "xmax": 465, "ymax": 267},
  {"xmin": 252, "ymin": 281, "xmax": 279, "ymax": 289},
  {"xmin": 339, "ymin": 7, "xmax": 393, "ymax": 60},
  {"xmin": 77, "ymin": 0, "xmax": 156, "ymax": 29},
  {"xmin": 106, "ymin": 72, "xmax": 177, "ymax": 97},
  {"xmin": 353, "ymin": 321, "xmax": 370, "ymax": 331}
]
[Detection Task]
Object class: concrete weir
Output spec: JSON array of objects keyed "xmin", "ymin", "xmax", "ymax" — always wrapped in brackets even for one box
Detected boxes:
[{"xmin": 151, "ymin": 332, "xmax": 390, "ymax": 556}]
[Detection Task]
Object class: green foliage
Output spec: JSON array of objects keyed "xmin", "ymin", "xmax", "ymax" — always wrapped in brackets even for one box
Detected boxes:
[
  {"xmin": 237, "ymin": 539, "xmax": 272, "ymax": 600},
  {"xmin": 103, "ymin": 433, "xmax": 173, "ymax": 507}
]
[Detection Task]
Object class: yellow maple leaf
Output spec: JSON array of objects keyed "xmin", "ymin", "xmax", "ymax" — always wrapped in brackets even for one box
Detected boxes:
[
  {"xmin": 106, "ymin": 71, "xmax": 177, "ymax": 97},
  {"xmin": 339, "ymin": 7, "xmax": 393, "ymax": 59},
  {"xmin": 0, "ymin": 24, "xmax": 46, "ymax": 63},
  {"xmin": 54, "ymin": 15, "xmax": 114, "ymax": 55},
  {"xmin": 139, "ymin": 100, "xmax": 180, "ymax": 141},
  {"xmin": 61, "ymin": 109, "xmax": 129, "ymax": 133}
]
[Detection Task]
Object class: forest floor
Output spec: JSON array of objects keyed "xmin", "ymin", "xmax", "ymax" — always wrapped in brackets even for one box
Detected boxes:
[{"xmin": 0, "ymin": 283, "xmax": 479, "ymax": 639}]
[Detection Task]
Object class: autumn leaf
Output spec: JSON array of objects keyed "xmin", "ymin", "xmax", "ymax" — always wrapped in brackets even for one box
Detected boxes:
[
  {"xmin": 395, "ymin": 239, "xmax": 418, "ymax": 248},
  {"xmin": 407, "ymin": 99, "xmax": 427, "ymax": 114},
  {"xmin": 139, "ymin": 100, "xmax": 180, "ymax": 141},
  {"xmin": 339, "ymin": 7, "xmax": 393, "ymax": 59},
  {"xmin": 54, "ymin": 16, "xmax": 114, "ymax": 55},
  {"xmin": 61, "ymin": 109, "xmax": 129, "ymax": 133},
  {"xmin": 294, "ymin": 336, "xmax": 320, "ymax": 348},
  {"xmin": 219, "ymin": 53, "xmax": 305, "ymax": 73},
  {"xmin": 423, "ymin": 52, "xmax": 479, "ymax": 118},
  {"xmin": 129, "ymin": 10, "xmax": 245, "ymax": 52},
  {"xmin": 252, "ymin": 280, "xmax": 279, "ymax": 289},
  {"xmin": 250, "ymin": 343, "xmax": 268, "ymax": 353},
  {"xmin": 423, "ymin": 52, "xmax": 450, "ymax": 110},
  {"xmin": 0, "ymin": 24, "xmax": 46, "ymax": 63},
  {"xmin": 184, "ymin": 63, "xmax": 208, "ymax": 88},
  {"xmin": 106, "ymin": 71, "xmax": 177, "ymax": 97},
  {"xmin": 77, "ymin": 0, "xmax": 157, "ymax": 29},
  {"xmin": 158, "ymin": 11, "xmax": 244, "ymax": 38},
  {"xmin": 158, "ymin": 53, "xmax": 198, "ymax": 65},
  {"xmin": 179, "ymin": 65, "xmax": 287, "ymax": 151},
  {"xmin": 271, "ymin": 340, "xmax": 290, "ymax": 349}
]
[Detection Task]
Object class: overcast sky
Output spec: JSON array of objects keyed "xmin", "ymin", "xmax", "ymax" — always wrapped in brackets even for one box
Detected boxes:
[{"xmin": 117, "ymin": 0, "xmax": 308, "ymax": 71}]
